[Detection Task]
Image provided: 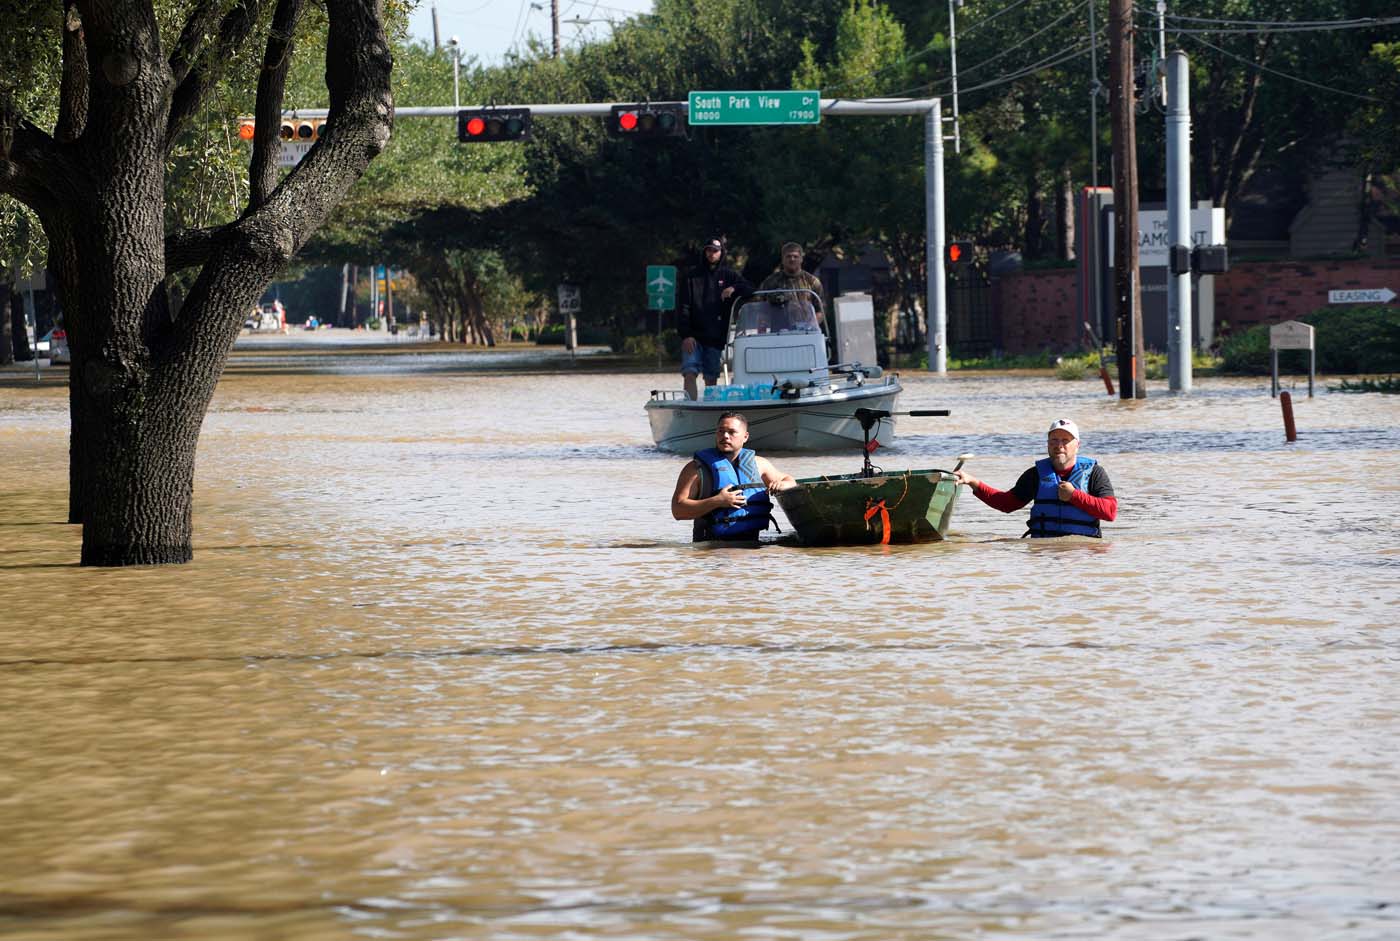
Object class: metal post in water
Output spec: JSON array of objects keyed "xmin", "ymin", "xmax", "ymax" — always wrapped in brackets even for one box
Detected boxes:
[
  {"xmin": 926, "ymin": 103, "xmax": 947, "ymax": 374},
  {"xmin": 1280, "ymin": 390, "xmax": 1297, "ymax": 442},
  {"xmin": 1166, "ymin": 50, "xmax": 1192, "ymax": 392}
]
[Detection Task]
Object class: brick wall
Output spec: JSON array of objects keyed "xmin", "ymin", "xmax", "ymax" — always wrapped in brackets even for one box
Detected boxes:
[
  {"xmin": 1212, "ymin": 257, "xmax": 1400, "ymax": 332},
  {"xmin": 991, "ymin": 267, "xmax": 1079, "ymax": 354},
  {"xmin": 991, "ymin": 256, "xmax": 1399, "ymax": 353}
]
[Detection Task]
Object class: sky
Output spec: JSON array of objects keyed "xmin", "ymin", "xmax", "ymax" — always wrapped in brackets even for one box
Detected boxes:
[{"xmin": 407, "ymin": 0, "xmax": 657, "ymax": 67}]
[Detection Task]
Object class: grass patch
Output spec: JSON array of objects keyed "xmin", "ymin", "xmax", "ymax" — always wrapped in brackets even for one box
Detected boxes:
[{"xmin": 1330, "ymin": 376, "xmax": 1400, "ymax": 393}]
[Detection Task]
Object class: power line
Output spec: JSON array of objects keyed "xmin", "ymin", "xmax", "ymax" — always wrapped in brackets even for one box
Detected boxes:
[
  {"xmin": 879, "ymin": 35, "xmax": 1100, "ymax": 102},
  {"xmin": 959, "ymin": 0, "xmax": 1042, "ymax": 39},
  {"xmin": 1160, "ymin": 17, "xmax": 1400, "ymax": 35},
  {"xmin": 1183, "ymin": 32, "xmax": 1381, "ymax": 102},
  {"xmin": 1163, "ymin": 12, "xmax": 1400, "ymax": 29},
  {"xmin": 828, "ymin": 0, "xmax": 1087, "ymax": 99},
  {"xmin": 954, "ymin": 0, "xmax": 1088, "ymax": 81},
  {"xmin": 958, "ymin": 37, "xmax": 1100, "ymax": 95}
]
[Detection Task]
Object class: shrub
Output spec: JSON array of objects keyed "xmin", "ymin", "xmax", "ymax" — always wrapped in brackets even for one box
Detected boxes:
[
  {"xmin": 621, "ymin": 329, "xmax": 681, "ymax": 360},
  {"xmin": 1055, "ymin": 357, "xmax": 1088, "ymax": 380},
  {"xmin": 533, "ymin": 323, "xmax": 614, "ymax": 346},
  {"xmin": 535, "ymin": 323, "xmax": 566, "ymax": 345},
  {"xmin": 1219, "ymin": 306, "xmax": 1400, "ymax": 375}
]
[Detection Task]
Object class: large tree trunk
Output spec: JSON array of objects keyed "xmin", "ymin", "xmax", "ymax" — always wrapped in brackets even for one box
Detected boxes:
[
  {"xmin": 1, "ymin": 0, "xmax": 393, "ymax": 566},
  {"xmin": 1024, "ymin": 174, "xmax": 1045, "ymax": 260},
  {"xmin": 1056, "ymin": 167, "xmax": 1074, "ymax": 261},
  {"xmin": 1, "ymin": 280, "xmax": 12, "ymax": 365}
]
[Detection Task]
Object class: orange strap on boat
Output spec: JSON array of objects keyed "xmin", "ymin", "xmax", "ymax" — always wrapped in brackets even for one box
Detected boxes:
[{"xmin": 863, "ymin": 499, "xmax": 891, "ymax": 545}]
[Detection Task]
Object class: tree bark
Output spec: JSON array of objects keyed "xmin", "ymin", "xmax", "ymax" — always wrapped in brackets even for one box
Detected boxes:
[
  {"xmin": 1, "ymin": 0, "xmax": 393, "ymax": 565},
  {"xmin": 1, "ymin": 281, "xmax": 12, "ymax": 365},
  {"xmin": 1109, "ymin": 0, "xmax": 1144, "ymax": 399},
  {"xmin": 1056, "ymin": 167, "xmax": 1074, "ymax": 261}
]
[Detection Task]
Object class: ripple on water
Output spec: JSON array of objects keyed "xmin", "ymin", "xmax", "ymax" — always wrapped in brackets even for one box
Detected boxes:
[{"xmin": 1, "ymin": 364, "xmax": 1398, "ymax": 940}]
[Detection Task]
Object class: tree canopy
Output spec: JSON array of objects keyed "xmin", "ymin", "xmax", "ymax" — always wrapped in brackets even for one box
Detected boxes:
[{"xmin": 291, "ymin": 0, "xmax": 1399, "ymax": 345}]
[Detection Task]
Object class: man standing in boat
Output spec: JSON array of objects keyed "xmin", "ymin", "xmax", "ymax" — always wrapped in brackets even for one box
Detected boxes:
[
  {"xmin": 952, "ymin": 418, "xmax": 1118, "ymax": 537},
  {"xmin": 671, "ymin": 412, "xmax": 797, "ymax": 541},
  {"xmin": 678, "ymin": 236, "xmax": 753, "ymax": 400},
  {"xmin": 758, "ymin": 241, "xmax": 828, "ymax": 333}
]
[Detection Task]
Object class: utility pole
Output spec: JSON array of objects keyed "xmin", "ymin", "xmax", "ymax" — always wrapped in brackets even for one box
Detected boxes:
[
  {"xmin": 947, "ymin": 0, "xmax": 964, "ymax": 153},
  {"xmin": 551, "ymin": 0, "xmax": 561, "ymax": 57},
  {"xmin": 1109, "ymin": 0, "xmax": 1145, "ymax": 399},
  {"xmin": 1088, "ymin": 0, "xmax": 1099, "ymax": 187}
]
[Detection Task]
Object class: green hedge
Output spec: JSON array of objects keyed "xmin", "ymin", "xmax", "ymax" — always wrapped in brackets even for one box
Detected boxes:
[
  {"xmin": 1219, "ymin": 306, "xmax": 1400, "ymax": 375},
  {"xmin": 534, "ymin": 323, "xmax": 614, "ymax": 346},
  {"xmin": 621, "ymin": 329, "xmax": 682, "ymax": 360}
]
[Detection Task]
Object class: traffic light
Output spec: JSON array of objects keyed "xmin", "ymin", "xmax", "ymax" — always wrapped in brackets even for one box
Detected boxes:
[
  {"xmin": 608, "ymin": 103, "xmax": 686, "ymax": 139},
  {"xmin": 457, "ymin": 108, "xmax": 532, "ymax": 143},
  {"xmin": 237, "ymin": 118, "xmax": 327, "ymax": 143},
  {"xmin": 279, "ymin": 119, "xmax": 326, "ymax": 141},
  {"xmin": 945, "ymin": 240, "xmax": 974, "ymax": 268}
]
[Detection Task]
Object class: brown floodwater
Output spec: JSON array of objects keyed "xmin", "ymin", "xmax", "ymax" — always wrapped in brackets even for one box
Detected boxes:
[{"xmin": 2, "ymin": 345, "xmax": 1398, "ymax": 940}]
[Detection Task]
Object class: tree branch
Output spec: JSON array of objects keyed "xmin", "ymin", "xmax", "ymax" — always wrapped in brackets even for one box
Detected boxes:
[
  {"xmin": 55, "ymin": 1, "xmax": 89, "ymax": 143},
  {"xmin": 245, "ymin": 0, "xmax": 304, "ymax": 208},
  {"xmin": 0, "ymin": 120, "xmax": 70, "ymax": 216},
  {"xmin": 234, "ymin": 0, "xmax": 393, "ymax": 253},
  {"xmin": 167, "ymin": 0, "xmax": 266, "ymax": 149},
  {"xmin": 164, "ymin": 225, "xmax": 225, "ymax": 275},
  {"xmin": 170, "ymin": 0, "xmax": 392, "ymax": 345}
]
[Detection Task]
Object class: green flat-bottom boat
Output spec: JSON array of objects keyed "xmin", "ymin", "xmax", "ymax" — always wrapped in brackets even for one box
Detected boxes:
[
  {"xmin": 771, "ymin": 406, "xmax": 964, "ymax": 546},
  {"xmin": 775, "ymin": 467, "xmax": 960, "ymax": 545}
]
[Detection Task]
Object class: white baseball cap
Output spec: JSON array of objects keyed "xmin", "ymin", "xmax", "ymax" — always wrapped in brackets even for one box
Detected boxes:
[{"xmin": 1047, "ymin": 418, "xmax": 1079, "ymax": 441}]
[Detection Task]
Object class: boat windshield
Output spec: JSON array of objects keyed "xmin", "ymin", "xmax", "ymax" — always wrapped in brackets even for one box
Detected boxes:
[{"xmin": 732, "ymin": 290, "xmax": 824, "ymax": 338}]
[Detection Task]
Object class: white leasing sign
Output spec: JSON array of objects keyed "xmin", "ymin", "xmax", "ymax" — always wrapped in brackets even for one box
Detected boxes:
[
  {"xmin": 1327, "ymin": 287, "xmax": 1396, "ymax": 304},
  {"xmin": 1107, "ymin": 207, "xmax": 1226, "ymax": 267}
]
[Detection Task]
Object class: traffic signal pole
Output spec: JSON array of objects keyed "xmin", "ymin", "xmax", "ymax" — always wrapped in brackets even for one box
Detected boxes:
[
  {"xmin": 278, "ymin": 97, "xmax": 948, "ymax": 371},
  {"xmin": 926, "ymin": 105, "xmax": 947, "ymax": 373}
]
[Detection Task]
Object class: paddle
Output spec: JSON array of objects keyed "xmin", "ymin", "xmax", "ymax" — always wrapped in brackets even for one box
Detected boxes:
[{"xmin": 952, "ymin": 453, "xmax": 973, "ymax": 473}]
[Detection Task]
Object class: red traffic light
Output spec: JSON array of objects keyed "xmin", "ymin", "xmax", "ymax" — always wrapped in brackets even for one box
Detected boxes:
[
  {"xmin": 608, "ymin": 103, "xmax": 686, "ymax": 139},
  {"xmin": 947, "ymin": 243, "xmax": 963, "ymax": 263},
  {"xmin": 946, "ymin": 240, "xmax": 974, "ymax": 267},
  {"xmin": 457, "ymin": 108, "xmax": 531, "ymax": 143}
]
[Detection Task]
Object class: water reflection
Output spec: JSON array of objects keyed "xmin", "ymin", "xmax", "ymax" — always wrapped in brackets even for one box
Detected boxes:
[{"xmin": 2, "ymin": 350, "xmax": 1398, "ymax": 940}]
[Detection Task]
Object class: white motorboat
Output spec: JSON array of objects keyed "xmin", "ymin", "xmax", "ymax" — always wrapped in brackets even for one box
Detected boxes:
[{"xmin": 646, "ymin": 290, "xmax": 902, "ymax": 453}]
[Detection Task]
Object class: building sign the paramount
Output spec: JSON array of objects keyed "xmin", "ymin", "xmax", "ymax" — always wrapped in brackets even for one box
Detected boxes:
[{"xmin": 1108, "ymin": 207, "xmax": 1226, "ymax": 267}]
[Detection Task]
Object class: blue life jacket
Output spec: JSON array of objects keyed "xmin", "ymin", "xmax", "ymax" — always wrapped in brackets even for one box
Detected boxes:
[
  {"xmin": 693, "ymin": 447, "xmax": 773, "ymax": 541},
  {"xmin": 1027, "ymin": 456, "xmax": 1101, "ymax": 538}
]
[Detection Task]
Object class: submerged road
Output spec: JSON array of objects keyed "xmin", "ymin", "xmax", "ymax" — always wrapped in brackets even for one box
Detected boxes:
[{"xmin": 2, "ymin": 348, "xmax": 1397, "ymax": 940}]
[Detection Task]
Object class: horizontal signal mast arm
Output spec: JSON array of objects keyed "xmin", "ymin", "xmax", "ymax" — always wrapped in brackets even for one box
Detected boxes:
[{"xmin": 272, "ymin": 98, "xmax": 940, "ymax": 119}]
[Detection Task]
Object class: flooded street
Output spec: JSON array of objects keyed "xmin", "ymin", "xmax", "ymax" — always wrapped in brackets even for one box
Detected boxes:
[{"xmin": 2, "ymin": 346, "xmax": 1398, "ymax": 940}]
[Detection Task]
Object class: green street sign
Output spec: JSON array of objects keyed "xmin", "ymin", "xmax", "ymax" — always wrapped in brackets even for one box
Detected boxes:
[
  {"xmin": 646, "ymin": 265, "xmax": 678, "ymax": 311},
  {"xmin": 687, "ymin": 90, "xmax": 821, "ymax": 126}
]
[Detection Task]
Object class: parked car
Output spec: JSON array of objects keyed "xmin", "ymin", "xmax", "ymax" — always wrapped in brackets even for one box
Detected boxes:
[{"xmin": 37, "ymin": 327, "xmax": 70, "ymax": 364}]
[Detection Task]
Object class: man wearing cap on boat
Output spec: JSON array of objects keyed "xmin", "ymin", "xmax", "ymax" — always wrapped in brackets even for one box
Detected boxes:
[
  {"xmin": 671, "ymin": 412, "xmax": 797, "ymax": 541},
  {"xmin": 952, "ymin": 418, "xmax": 1118, "ymax": 538},
  {"xmin": 678, "ymin": 236, "xmax": 753, "ymax": 400},
  {"xmin": 758, "ymin": 241, "xmax": 828, "ymax": 333}
]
